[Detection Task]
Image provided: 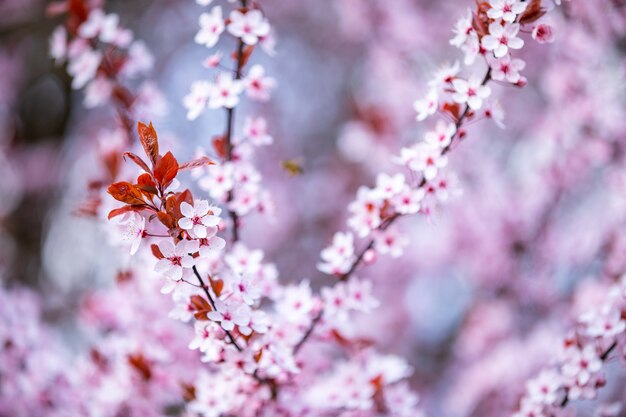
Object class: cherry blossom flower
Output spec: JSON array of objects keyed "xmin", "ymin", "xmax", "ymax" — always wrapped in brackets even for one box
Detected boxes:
[
  {"xmin": 483, "ymin": 99, "xmax": 506, "ymax": 129},
  {"xmin": 391, "ymin": 185, "xmax": 425, "ymax": 215},
  {"xmin": 275, "ymin": 281, "xmax": 316, "ymax": 324},
  {"xmin": 414, "ymin": 89, "xmax": 438, "ymax": 121},
  {"xmin": 225, "ymin": 243, "xmax": 264, "ymax": 276},
  {"xmin": 452, "ymin": 76, "xmax": 491, "ymax": 110},
  {"xmin": 199, "ymin": 162, "xmax": 235, "ymax": 200},
  {"xmin": 345, "ymin": 278, "xmax": 379, "ymax": 313},
  {"xmin": 179, "ymin": 200, "xmax": 221, "ymax": 239},
  {"xmin": 450, "ymin": 9, "xmax": 474, "ymax": 47},
  {"xmin": 347, "ymin": 187, "xmax": 383, "ymax": 237},
  {"xmin": 561, "ymin": 345, "xmax": 602, "ymax": 387},
  {"xmin": 533, "ymin": 24, "xmax": 555, "ymax": 44},
  {"xmin": 487, "ymin": 0, "xmax": 528, "ymax": 23},
  {"xmin": 241, "ymin": 310, "xmax": 270, "ymax": 334},
  {"xmin": 243, "ymin": 117, "xmax": 273, "ymax": 146},
  {"xmin": 428, "ymin": 61, "xmax": 460, "ymax": 91},
  {"xmin": 67, "ymin": 49, "xmax": 102, "ymax": 89},
  {"xmin": 374, "ymin": 173, "xmax": 405, "ymax": 199},
  {"xmin": 154, "ymin": 239, "xmax": 199, "ymax": 281},
  {"xmin": 207, "ymin": 299, "xmax": 251, "ymax": 332},
  {"xmin": 425, "ymin": 120, "xmax": 456, "ymax": 148},
  {"xmin": 318, "ymin": 231, "xmax": 356, "ymax": 275},
  {"xmin": 209, "ymin": 72, "xmax": 243, "ymax": 109},
  {"xmin": 230, "ymin": 273, "xmax": 261, "ymax": 306},
  {"xmin": 203, "ymin": 52, "xmax": 222, "ymax": 68},
  {"xmin": 198, "ymin": 232, "xmax": 226, "ymax": 258},
  {"xmin": 49, "ymin": 26, "xmax": 67, "ymax": 63},
  {"xmin": 121, "ymin": 214, "xmax": 145, "ymax": 256},
  {"xmin": 121, "ymin": 41, "xmax": 154, "ymax": 78},
  {"xmin": 489, "ymin": 55, "xmax": 526, "ymax": 84},
  {"xmin": 375, "ymin": 227, "xmax": 409, "ymax": 258},
  {"xmin": 526, "ymin": 369, "xmax": 562, "ymax": 406},
  {"xmin": 243, "ymin": 65, "xmax": 276, "ymax": 101},
  {"xmin": 482, "ymin": 22, "xmax": 524, "ymax": 58},
  {"xmin": 188, "ymin": 321, "xmax": 223, "ymax": 359},
  {"xmin": 79, "ymin": 10, "xmax": 131, "ymax": 47},
  {"xmin": 227, "ymin": 9, "xmax": 270, "ymax": 46},
  {"xmin": 195, "ymin": 6, "xmax": 225, "ymax": 48},
  {"xmin": 401, "ymin": 142, "xmax": 449, "ymax": 181},
  {"xmin": 84, "ymin": 76, "xmax": 113, "ymax": 108},
  {"xmin": 184, "ymin": 80, "xmax": 212, "ymax": 120}
]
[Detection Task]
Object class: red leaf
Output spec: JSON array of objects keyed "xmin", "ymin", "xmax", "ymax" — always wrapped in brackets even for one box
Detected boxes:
[
  {"xmin": 137, "ymin": 173, "xmax": 158, "ymax": 196},
  {"xmin": 211, "ymin": 279, "xmax": 224, "ymax": 297},
  {"xmin": 519, "ymin": 0, "xmax": 546, "ymax": 24},
  {"xmin": 127, "ymin": 353, "xmax": 152, "ymax": 381},
  {"xmin": 154, "ymin": 152, "xmax": 179, "ymax": 189},
  {"xmin": 107, "ymin": 182, "xmax": 146, "ymax": 205},
  {"xmin": 137, "ymin": 122, "xmax": 159, "ymax": 166},
  {"xmin": 123, "ymin": 152, "xmax": 152, "ymax": 174},
  {"xmin": 151, "ymin": 244, "xmax": 164, "ymax": 259},
  {"xmin": 179, "ymin": 156, "xmax": 216, "ymax": 171},
  {"xmin": 212, "ymin": 136, "xmax": 227, "ymax": 159},
  {"xmin": 157, "ymin": 212, "xmax": 176, "ymax": 229},
  {"xmin": 107, "ymin": 205, "xmax": 149, "ymax": 220}
]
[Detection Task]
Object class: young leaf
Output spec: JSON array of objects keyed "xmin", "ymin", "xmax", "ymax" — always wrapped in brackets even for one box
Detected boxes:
[
  {"xmin": 107, "ymin": 182, "xmax": 146, "ymax": 205},
  {"xmin": 151, "ymin": 244, "xmax": 165, "ymax": 259},
  {"xmin": 107, "ymin": 205, "xmax": 149, "ymax": 220},
  {"xmin": 154, "ymin": 151, "xmax": 179, "ymax": 189},
  {"xmin": 123, "ymin": 152, "xmax": 152, "ymax": 174},
  {"xmin": 179, "ymin": 156, "xmax": 216, "ymax": 171},
  {"xmin": 137, "ymin": 122, "xmax": 159, "ymax": 166}
]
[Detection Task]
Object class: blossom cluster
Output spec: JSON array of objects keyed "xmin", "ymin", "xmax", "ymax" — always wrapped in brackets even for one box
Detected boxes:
[
  {"xmin": 514, "ymin": 275, "xmax": 626, "ymax": 417},
  {"xmin": 318, "ymin": 0, "xmax": 557, "ymax": 278},
  {"xmin": 7, "ymin": 1, "xmax": 623, "ymax": 417},
  {"xmin": 49, "ymin": 3, "xmax": 164, "ymax": 115}
]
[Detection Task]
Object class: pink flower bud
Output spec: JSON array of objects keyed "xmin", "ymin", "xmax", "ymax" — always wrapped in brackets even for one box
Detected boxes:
[{"xmin": 532, "ymin": 24, "xmax": 555, "ymax": 44}]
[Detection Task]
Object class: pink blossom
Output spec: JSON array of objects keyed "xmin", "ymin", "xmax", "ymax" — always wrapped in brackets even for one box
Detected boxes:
[
  {"xmin": 195, "ymin": 6, "xmax": 225, "ymax": 48},
  {"xmin": 244, "ymin": 64, "xmax": 276, "ymax": 101},
  {"xmin": 414, "ymin": 89, "xmax": 439, "ymax": 121},
  {"xmin": 209, "ymin": 72, "xmax": 243, "ymax": 109},
  {"xmin": 183, "ymin": 80, "xmax": 212, "ymax": 120},
  {"xmin": 533, "ymin": 24, "xmax": 555, "ymax": 44},
  {"xmin": 67, "ymin": 49, "xmax": 102, "ymax": 89},
  {"xmin": 179, "ymin": 200, "xmax": 221, "ymax": 239},
  {"xmin": 482, "ymin": 22, "xmax": 524, "ymax": 58},
  {"xmin": 487, "ymin": 0, "xmax": 528, "ymax": 23},
  {"xmin": 243, "ymin": 117, "xmax": 273, "ymax": 146},
  {"xmin": 425, "ymin": 120, "xmax": 456, "ymax": 148},
  {"xmin": 207, "ymin": 299, "xmax": 251, "ymax": 332},
  {"xmin": 489, "ymin": 55, "xmax": 526, "ymax": 84},
  {"xmin": 452, "ymin": 76, "xmax": 492, "ymax": 110},
  {"xmin": 154, "ymin": 239, "xmax": 199, "ymax": 281},
  {"xmin": 227, "ymin": 9, "xmax": 270, "ymax": 46}
]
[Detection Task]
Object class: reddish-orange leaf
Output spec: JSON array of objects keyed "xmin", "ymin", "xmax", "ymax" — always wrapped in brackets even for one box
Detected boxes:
[
  {"xmin": 181, "ymin": 382, "xmax": 196, "ymax": 402},
  {"xmin": 154, "ymin": 151, "xmax": 179, "ymax": 188},
  {"xmin": 157, "ymin": 211, "xmax": 176, "ymax": 229},
  {"xmin": 137, "ymin": 122, "xmax": 159, "ymax": 166},
  {"xmin": 179, "ymin": 156, "xmax": 216, "ymax": 171},
  {"xmin": 151, "ymin": 243, "xmax": 164, "ymax": 259},
  {"xmin": 107, "ymin": 205, "xmax": 148, "ymax": 220},
  {"xmin": 127, "ymin": 353, "xmax": 152, "ymax": 380},
  {"xmin": 107, "ymin": 182, "xmax": 146, "ymax": 205},
  {"xmin": 519, "ymin": 0, "xmax": 546, "ymax": 24},
  {"xmin": 442, "ymin": 102, "xmax": 461, "ymax": 121},
  {"xmin": 137, "ymin": 173, "xmax": 158, "ymax": 195},
  {"xmin": 212, "ymin": 136, "xmax": 227, "ymax": 159},
  {"xmin": 211, "ymin": 278, "xmax": 224, "ymax": 297},
  {"xmin": 190, "ymin": 295, "xmax": 213, "ymax": 320},
  {"xmin": 123, "ymin": 152, "xmax": 152, "ymax": 174}
]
